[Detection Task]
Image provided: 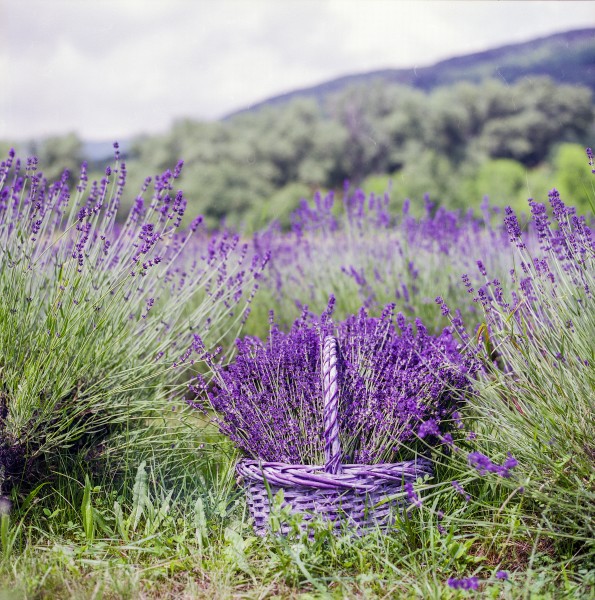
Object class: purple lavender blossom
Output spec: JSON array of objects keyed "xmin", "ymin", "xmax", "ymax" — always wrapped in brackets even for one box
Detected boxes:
[
  {"xmin": 462, "ymin": 274, "xmax": 474, "ymax": 294},
  {"xmin": 447, "ymin": 576, "xmax": 479, "ymax": 590},
  {"xmin": 440, "ymin": 433, "xmax": 455, "ymax": 448},
  {"xmin": 418, "ymin": 419, "xmax": 440, "ymax": 439},
  {"xmin": 435, "ymin": 296, "xmax": 450, "ymax": 316},
  {"xmin": 451, "ymin": 480, "xmax": 470, "ymax": 502},
  {"xmin": 468, "ymin": 451, "xmax": 518, "ymax": 478},
  {"xmin": 404, "ymin": 482, "xmax": 422, "ymax": 508},
  {"xmin": 504, "ymin": 206, "xmax": 525, "ymax": 248}
]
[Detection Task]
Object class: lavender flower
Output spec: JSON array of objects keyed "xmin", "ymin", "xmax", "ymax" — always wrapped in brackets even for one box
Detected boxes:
[
  {"xmin": 404, "ymin": 482, "xmax": 422, "ymax": 508},
  {"xmin": 435, "ymin": 296, "xmax": 450, "ymax": 316},
  {"xmin": 447, "ymin": 576, "xmax": 479, "ymax": 590},
  {"xmin": 504, "ymin": 206, "xmax": 525, "ymax": 248},
  {"xmin": 451, "ymin": 480, "xmax": 470, "ymax": 502},
  {"xmin": 418, "ymin": 419, "xmax": 440, "ymax": 439},
  {"xmin": 468, "ymin": 451, "xmax": 518, "ymax": 478},
  {"xmin": 461, "ymin": 273, "xmax": 474, "ymax": 295}
]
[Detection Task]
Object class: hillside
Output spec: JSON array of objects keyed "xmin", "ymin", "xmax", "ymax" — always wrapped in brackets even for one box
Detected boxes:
[{"xmin": 227, "ymin": 28, "xmax": 595, "ymax": 118}]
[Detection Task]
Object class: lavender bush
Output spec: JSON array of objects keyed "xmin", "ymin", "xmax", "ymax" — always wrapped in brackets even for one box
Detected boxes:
[
  {"xmin": 0, "ymin": 146, "xmax": 266, "ymax": 490},
  {"xmin": 439, "ymin": 154, "xmax": 595, "ymax": 549},
  {"xmin": 191, "ymin": 299, "xmax": 472, "ymax": 465}
]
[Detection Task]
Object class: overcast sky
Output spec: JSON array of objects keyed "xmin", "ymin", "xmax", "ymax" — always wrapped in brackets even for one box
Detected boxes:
[{"xmin": 1, "ymin": 0, "xmax": 593, "ymax": 141}]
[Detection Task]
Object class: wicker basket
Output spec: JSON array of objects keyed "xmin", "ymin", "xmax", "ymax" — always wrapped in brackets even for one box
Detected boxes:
[{"xmin": 236, "ymin": 336, "xmax": 433, "ymax": 536}]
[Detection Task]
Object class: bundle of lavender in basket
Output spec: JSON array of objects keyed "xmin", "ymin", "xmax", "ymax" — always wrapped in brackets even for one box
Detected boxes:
[
  {"xmin": 190, "ymin": 298, "xmax": 472, "ymax": 535},
  {"xmin": 192, "ymin": 299, "xmax": 471, "ymax": 466}
]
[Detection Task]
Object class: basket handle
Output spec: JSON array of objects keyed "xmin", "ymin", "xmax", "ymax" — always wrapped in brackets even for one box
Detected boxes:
[{"xmin": 323, "ymin": 336, "xmax": 342, "ymax": 474}]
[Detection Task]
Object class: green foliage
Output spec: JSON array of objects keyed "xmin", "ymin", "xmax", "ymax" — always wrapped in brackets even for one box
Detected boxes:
[
  {"xmin": 29, "ymin": 133, "xmax": 84, "ymax": 182},
  {"xmin": 1, "ymin": 454, "xmax": 592, "ymax": 598},
  {"xmin": 466, "ymin": 159, "xmax": 529, "ymax": 214},
  {"xmin": 56, "ymin": 77, "xmax": 591, "ymax": 228},
  {"xmin": 393, "ymin": 148, "xmax": 459, "ymax": 210},
  {"xmin": 0, "ymin": 152, "xmax": 262, "ymax": 496},
  {"xmin": 245, "ymin": 181, "xmax": 312, "ymax": 231},
  {"xmin": 552, "ymin": 143, "xmax": 594, "ymax": 212},
  {"xmin": 477, "ymin": 78, "xmax": 592, "ymax": 166}
]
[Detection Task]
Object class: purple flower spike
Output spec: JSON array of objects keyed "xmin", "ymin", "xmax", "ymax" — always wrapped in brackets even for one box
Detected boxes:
[
  {"xmin": 504, "ymin": 206, "xmax": 525, "ymax": 248},
  {"xmin": 418, "ymin": 419, "xmax": 440, "ymax": 439},
  {"xmin": 468, "ymin": 451, "xmax": 518, "ymax": 478},
  {"xmin": 503, "ymin": 453, "xmax": 518, "ymax": 471},
  {"xmin": 447, "ymin": 576, "xmax": 479, "ymax": 590},
  {"xmin": 451, "ymin": 480, "xmax": 470, "ymax": 502},
  {"xmin": 404, "ymin": 482, "xmax": 422, "ymax": 508}
]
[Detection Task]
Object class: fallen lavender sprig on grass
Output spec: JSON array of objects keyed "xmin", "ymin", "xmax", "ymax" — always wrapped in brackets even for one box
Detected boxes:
[{"xmin": 447, "ymin": 576, "xmax": 479, "ymax": 590}]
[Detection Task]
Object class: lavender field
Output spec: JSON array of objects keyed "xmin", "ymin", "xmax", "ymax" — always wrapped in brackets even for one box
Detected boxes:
[{"xmin": 0, "ymin": 143, "xmax": 592, "ymax": 599}]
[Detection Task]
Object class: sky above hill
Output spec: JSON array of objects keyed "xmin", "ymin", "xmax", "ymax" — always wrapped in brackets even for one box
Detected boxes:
[{"xmin": 1, "ymin": 0, "xmax": 593, "ymax": 140}]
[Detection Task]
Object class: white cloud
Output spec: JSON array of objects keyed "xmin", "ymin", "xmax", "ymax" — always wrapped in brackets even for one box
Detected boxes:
[{"xmin": 0, "ymin": 0, "xmax": 593, "ymax": 140}]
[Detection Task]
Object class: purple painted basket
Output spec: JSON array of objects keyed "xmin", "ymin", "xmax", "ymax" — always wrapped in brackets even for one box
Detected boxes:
[{"xmin": 236, "ymin": 336, "xmax": 433, "ymax": 536}]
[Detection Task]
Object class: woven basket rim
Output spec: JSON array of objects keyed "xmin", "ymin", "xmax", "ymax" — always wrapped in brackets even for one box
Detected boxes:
[
  {"xmin": 238, "ymin": 457, "xmax": 432, "ymax": 469},
  {"xmin": 237, "ymin": 457, "xmax": 432, "ymax": 491}
]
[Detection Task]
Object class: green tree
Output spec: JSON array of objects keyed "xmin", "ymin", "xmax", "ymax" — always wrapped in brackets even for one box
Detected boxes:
[
  {"xmin": 123, "ymin": 77, "xmax": 593, "ymax": 226},
  {"xmin": 477, "ymin": 78, "xmax": 592, "ymax": 165},
  {"xmin": 473, "ymin": 159, "xmax": 528, "ymax": 213},
  {"xmin": 245, "ymin": 181, "xmax": 312, "ymax": 231},
  {"xmin": 325, "ymin": 82, "xmax": 397, "ymax": 182},
  {"xmin": 551, "ymin": 143, "xmax": 593, "ymax": 213},
  {"xmin": 30, "ymin": 133, "xmax": 84, "ymax": 182},
  {"xmin": 392, "ymin": 148, "xmax": 458, "ymax": 213}
]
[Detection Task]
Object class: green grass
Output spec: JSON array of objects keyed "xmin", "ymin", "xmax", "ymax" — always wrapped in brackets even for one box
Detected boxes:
[{"xmin": 1, "ymin": 451, "xmax": 592, "ymax": 599}]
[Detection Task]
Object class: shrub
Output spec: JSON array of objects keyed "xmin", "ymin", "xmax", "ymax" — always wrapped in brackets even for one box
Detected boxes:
[
  {"xmin": 0, "ymin": 146, "xmax": 266, "ymax": 491},
  {"xmin": 446, "ymin": 156, "xmax": 595, "ymax": 549}
]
